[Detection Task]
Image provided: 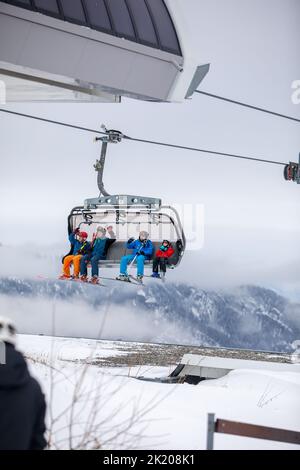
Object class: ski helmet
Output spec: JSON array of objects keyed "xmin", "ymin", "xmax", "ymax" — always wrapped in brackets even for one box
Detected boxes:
[
  {"xmin": 0, "ymin": 316, "xmax": 17, "ymax": 345},
  {"xmin": 139, "ymin": 231, "xmax": 149, "ymax": 241},
  {"xmin": 96, "ymin": 226, "xmax": 106, "ymax": 234},
  {"xmin": 79, "ymin": 231, "xmax": 88, "ymax": 239}
]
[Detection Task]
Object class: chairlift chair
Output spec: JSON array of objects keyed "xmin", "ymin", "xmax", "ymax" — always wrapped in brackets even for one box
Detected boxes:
[{"xmin": 66, "ymin": 126, "xmax": 186, "ymax": 270}]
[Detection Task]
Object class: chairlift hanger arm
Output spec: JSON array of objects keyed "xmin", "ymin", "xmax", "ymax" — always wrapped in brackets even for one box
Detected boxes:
[{"xmin": 93, "ymin": 125, "xmax": 124, "ymax": 197}]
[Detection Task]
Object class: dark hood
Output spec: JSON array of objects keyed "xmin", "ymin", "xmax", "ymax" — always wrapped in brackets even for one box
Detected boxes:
[{"xmin": 0, "ymin": 344, "xmax": 30, "ymax": 389}]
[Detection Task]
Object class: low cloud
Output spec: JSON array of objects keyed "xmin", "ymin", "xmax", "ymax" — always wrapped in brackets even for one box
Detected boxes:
[
  {"xmin": 0, "ymin": 294, "xmax": 195, "ymax": 345},
  {"xmin": 0, "ymin": 228, "xmax": 299, "ymax": 299}
]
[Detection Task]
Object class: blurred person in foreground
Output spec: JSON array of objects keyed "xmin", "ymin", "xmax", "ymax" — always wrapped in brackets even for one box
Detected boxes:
[{"xmin": 0, "ymin": 316, "xmax": 47, "ymax": 450}]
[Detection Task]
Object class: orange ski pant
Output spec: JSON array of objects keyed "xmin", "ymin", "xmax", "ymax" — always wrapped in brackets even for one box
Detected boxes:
[{"xmin": 63, "ymin": 255, "xmax": 82, "ymax": 277}]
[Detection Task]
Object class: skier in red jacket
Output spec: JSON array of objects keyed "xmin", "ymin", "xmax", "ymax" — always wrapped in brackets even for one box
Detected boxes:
[{"xmin": 151, "ymin": 240, "xmax": 175, "ymax": 278}]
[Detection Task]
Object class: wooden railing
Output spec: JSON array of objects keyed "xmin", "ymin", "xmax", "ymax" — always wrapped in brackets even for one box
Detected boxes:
[{"xmin": 206, "ymin": 414, "xmax": 300, "ymax": 450}]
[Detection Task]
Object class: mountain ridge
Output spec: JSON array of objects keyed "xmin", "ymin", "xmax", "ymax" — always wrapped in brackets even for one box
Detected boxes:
[{"xmin": 0, "ymin": 277, "xmax": 299, "ymax": 352}]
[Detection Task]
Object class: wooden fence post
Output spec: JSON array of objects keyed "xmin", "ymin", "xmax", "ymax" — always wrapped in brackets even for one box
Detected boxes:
[{"xmin": 206, "ymin": 413, "xmax": 215, "ymax": 450}]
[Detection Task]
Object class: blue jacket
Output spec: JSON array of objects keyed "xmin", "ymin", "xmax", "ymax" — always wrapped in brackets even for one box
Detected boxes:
[
  {"xmin": 91, "ymin": 237, "xmax": 115, "ymax": 259},
  {"xmin": 69, "ymin": 233, "xmax": 91, "ymax": 256},
  {"xmin": 127, "ymin": 239, "xmax": 154, "ymax": 258}
]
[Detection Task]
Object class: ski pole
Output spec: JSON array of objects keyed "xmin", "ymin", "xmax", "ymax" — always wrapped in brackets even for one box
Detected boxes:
[
  {"xmin": 128, "ymin": 240, "xmax": 146, "ymax": 272},
  {"xmin": 129, "ymin": 253, "xmax": 138, "ymax": 270}
]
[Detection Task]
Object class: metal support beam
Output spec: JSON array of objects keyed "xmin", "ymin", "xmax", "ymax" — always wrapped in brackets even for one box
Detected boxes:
[
  {"xmin": 84, "ymin": 194, "xmax": 162, "ymax": 210},
  {"xmin": 206, "ymin": 413, "xmax": 215, "ymax": 450}
]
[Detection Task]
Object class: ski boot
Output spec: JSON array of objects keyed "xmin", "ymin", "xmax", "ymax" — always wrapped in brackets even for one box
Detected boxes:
[
  {"xmin": 71, "ymin": 275, "xmax": 80, "ymax": 281},
  {"xmin": 90, "ymin": 276, "xmax": 100, "ymax": 285},
  {"xmin": 59, "ymin": 274, "xmax": 70, "ymax": 280},
  {"xmin": 80, "ymin": 275, "xmax": 88, "ymax": 283},
  {"xmin": 151, "ymin": 272, "xmax": 160, "ymax": 279},
  {"xmin": 136, "ymin": 274, "xmax": 144, "ymax": 283},
  {"xmin": 116, "ymin": 274, "xmax": 130, "ymax": 282}
]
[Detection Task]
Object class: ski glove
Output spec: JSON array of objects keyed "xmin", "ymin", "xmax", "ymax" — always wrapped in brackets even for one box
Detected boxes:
[{"xmin": 128, "ymin": 237, "xmax": 135, "ymax": 244}]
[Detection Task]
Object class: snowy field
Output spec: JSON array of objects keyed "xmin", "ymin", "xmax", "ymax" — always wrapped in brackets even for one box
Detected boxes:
[{"xmin": 18, "ymin": 335, "xmax": 300, "ymax": 451}]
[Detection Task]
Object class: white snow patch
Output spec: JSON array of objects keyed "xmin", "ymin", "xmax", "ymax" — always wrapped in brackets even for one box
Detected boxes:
[{"xmin": 16, "ymin": 334, "xmax": 300, "ymax": 450}]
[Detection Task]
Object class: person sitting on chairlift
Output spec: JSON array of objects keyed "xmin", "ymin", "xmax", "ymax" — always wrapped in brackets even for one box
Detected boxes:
[
  {"xmin": 80, "ymin": 226, "xmax": 116, "ymax": 284},
  {"xmin": 151, "ymin": 240, "xmax": 175, "ymax": 279},
  {"xmin": 117, "ymin": 231, "xmax": 154, "ymax": 282},
  {"xmin": 60, "ymin": 229, "xmax": 90, "ymax": 280}
]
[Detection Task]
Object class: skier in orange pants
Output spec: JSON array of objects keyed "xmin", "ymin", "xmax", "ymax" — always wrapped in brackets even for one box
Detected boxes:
[
  {"xmin": 62, "ymin": 254, "xmax": 83, "ymax": 278},
  {"xmin": 60, "ymin": 229, "xmax": 91, "ymax": 280}
]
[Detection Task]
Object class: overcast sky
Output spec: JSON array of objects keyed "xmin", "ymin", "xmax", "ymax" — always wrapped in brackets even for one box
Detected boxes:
[{"xmin": 0, "ymin": 0, "xmax": 299, "ymax": 295}]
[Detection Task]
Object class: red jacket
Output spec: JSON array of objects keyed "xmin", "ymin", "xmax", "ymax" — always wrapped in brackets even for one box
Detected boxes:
[{"xmin": 155, "ymin": 246, "xmax": 175, "ymax": 258}]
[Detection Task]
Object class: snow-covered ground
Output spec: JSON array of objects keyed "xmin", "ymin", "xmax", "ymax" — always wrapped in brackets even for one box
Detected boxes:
[{"xmin": 18, "ymin": 335, "xmax": 300, "ymax": 450}]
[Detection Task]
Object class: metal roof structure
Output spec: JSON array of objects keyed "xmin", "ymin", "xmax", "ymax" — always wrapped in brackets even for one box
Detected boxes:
[{"xmin": 0, "ymin": 0, "xmax": 209, "ymax": 102}]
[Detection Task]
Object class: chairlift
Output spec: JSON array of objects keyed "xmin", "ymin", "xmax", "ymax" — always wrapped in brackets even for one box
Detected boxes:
[
  {"xmin": 284, "ymin": 160, "xmax": 300, "ymax": 183},
  {"xmin": 66, "ymin": 126, "xmax": 186, "ymax": 269}
]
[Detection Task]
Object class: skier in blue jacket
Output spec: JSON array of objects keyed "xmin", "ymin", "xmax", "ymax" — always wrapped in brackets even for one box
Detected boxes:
[
  {"xmin": 117, "ymin": 231, "xmax": 154, "ymax": 282},
  {"xmin": 80, "ymin": 226, "xmax": 116, "ymax": 284}
]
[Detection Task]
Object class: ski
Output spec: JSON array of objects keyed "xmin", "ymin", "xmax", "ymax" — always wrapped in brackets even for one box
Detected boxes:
[
  {"xmin": 56, "ymin": 277, "xmax": 107, "ymax": 287},
  {"xmin": 85, "ymin": 279, "xmax": 107, "ymax": 288},
  {"xmin": 129, "ymin": 275, "xmax": 144, "ymax": 286},
  {"xmin": 144, "ymin": 275, "xmax": 166, "ymax": 282},
  {"xmin": 98, "ymin": 276, "xmax": 145, "ymax": 287}
]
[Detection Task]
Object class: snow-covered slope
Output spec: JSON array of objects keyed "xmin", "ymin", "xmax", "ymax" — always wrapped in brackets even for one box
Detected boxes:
[
  {"xmin": 18, "ymin": 334, "xmax": 300, "ymax": 450},
  {"xmin": 1, "ymin": 278, "xmax": 299, "ymax": 351}
]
